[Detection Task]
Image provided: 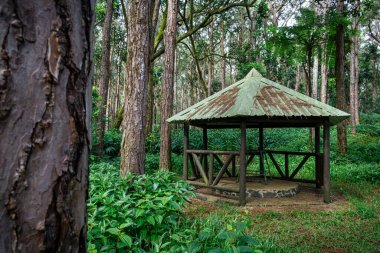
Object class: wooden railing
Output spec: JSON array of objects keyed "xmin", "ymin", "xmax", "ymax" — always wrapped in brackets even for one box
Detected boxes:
[{"xmin": 185, "ymin": 149, "xmax": 322, "ymax": 189}]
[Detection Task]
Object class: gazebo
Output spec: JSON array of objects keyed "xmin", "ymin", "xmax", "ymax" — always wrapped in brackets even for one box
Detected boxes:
[{"xmin": 168, "ymin": 68, "xmax": 349, "ymax": 206}]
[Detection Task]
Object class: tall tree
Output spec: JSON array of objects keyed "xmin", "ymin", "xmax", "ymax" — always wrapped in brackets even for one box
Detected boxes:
[
  {"xmin": 336, "ymin": 0, "xmax": 348, "ymax": 154},
  {"xmin": 349, "ymin": 0, "xmax": 360, "ymax": 133},
  {"xmin": 120, "ymin": 0, "xmax": 151, "ymax": 175},
  {"xmin": 0, "ymin": 0, "xmax": 94, "ymax": 251},
  {"xmin": 221, "ymin": 20, "xmax": 227, "ymax": 89},
  {"xmin": 96, "ymin": 0, "xmax": 114, "ymax": 157},
  {"xmin": 159, "ymin": 0, "xmax": 179, "ymax": 170}
]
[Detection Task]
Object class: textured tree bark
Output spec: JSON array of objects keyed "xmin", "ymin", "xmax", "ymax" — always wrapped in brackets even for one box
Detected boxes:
[
  {"xmin": 335, "ymin": 0, "xmax": 348, "ymax": 155},
  {"xmin": 159, "ymin": 0, "xmax": 178, "ymax": 170},
  {"xmin": 146, "ymin": 0, "xmax": 161, "ymax": 137},
  {"xmin": 120, "ymin": 0, "xmax": 151, "ymax": 175},
  {"xmin": 96, "ymin": 0, "xmax": 113, "ymax": 157},
  {"xmin": 220, "ymin": 21, "xmax": 226, "ymax": 89},
  {"xmin": 0, "ymin": 0, "xmax": 94, "ymax": 251}
]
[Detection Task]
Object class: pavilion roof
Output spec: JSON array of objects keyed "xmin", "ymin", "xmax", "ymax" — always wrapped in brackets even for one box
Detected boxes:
[{"xmin": 168, "ymin": 68, "xmax": 350, "ymax": 126}]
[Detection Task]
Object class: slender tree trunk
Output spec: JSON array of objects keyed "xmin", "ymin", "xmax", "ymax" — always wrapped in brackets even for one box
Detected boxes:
[
  {"xmin": 221, "ymin": 21, "xmax": 226, "ymax": 89},
  {"xmin": 350, "ymin": 33, "xmax": 357, "ymax": 133},
  {"xmin": 159, "ymin": 0, "xmax": 178, "ymax": 170},
  {"xmin": 295, "ymin": 64, "xmax": 301, "ymax": 92},
  {"xmin": 321, "ymin": 45, "xmax": 328, "ymax": 103},
  {"xmin": 146, "ymin": 0, "xmax": 161, "ymax": 136},
  {"xmin": 354, "ymin": 33, "xmax": 360, "ymax": 125},
  {"xmin": 238, "ymin": 11, "xmax": 245, "ymax": 48},
  {"xmin": 207, "ymin": 21, "xmax": 214, "ymax": 96},
  {"xmin": 248, "ymin": 10, "xmax": 256, "ymax": 51},
  {"xmin": 96, "ymin": 0, "xmax": 114, "ymax": 157},
  {"xmin": 0, "ymin": 0, "xmax": 94, "ymax": 251},
  {"xmin": 120, "ymin": 0, "xmax": 151, "ymax": 175},
  {"xmin": 336, "ymin": 0, "xmax": 348, "ymax": 155},
  {"xmin": 372, "ymin": 59, "xmax": 378, "ymax": 111},
  {"xmin": 312, "ymin": 50, "xmax": 319, "ymax": 99}
]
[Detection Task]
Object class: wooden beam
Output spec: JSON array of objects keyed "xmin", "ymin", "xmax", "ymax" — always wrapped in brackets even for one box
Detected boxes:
[
  {"xmin": 192, "ymin": 153, "xmax": 209, "ymax": 185},
  {"xmin": 187, "ymin": 180, "xmax": 239, "ymax": 193},
  {"xmin": 208, "ymin": 154, "xmax": 214, "ymax": 185},
  {"xmin": 285, "ymin": 153, "xmax": 289, "ymax": 178},
  {"xmin": 203, "ymin": 127, "xmax": 208, "ymax": 173},
  {"xmin": 239, "ymin": 121, "xmax": 247, "ymax": 206},
  {"xmin": 232, "ymin": 155, "xmax": 236, "ymax": 176},
  {"xmin": 315, "ymin": 126, "xmax": 322, "ymax": 188},
  {"xmin": 323, "ymin": 121, "xmax": 331, "ymax": 203},
  {"xmin": 268, "ymin": 153, "xmax": 285, "ymax": 178},
  {"xmin": 183, "ymin": 124, "xmax": 189, "ymax": 180},
  {"xmin": 290, "ymin": 154, "xmax": 310, "ymax": 179},
  {"xmin": 212, "ymin": 154, "xmax": 234, "ymax": 185},
  {"xmin": 246, "ymin": 153, "xmax": 255, "ymax": 167},
  {"xmin": 187, "ymin": 150, "xmax": 240, "ymax": 155},
  {"xmin": 189, "ymin": 154, "xmax": 198, "ymax": 178},
  {"xmin": 214, "ymin": 154, "xmax": 232, "ymax": 177},
  {"xmin": 259, "ymin": 127, "xmax": 264, "ymax": 175},
  {"xmin": 266, "ymin": 150, "xmax": 316, "ymax": 156}
]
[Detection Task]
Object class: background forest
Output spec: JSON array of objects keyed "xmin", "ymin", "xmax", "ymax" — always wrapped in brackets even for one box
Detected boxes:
[{"xmin": 89, "ymin": 0, "xmax": 380, "ymax": 252}]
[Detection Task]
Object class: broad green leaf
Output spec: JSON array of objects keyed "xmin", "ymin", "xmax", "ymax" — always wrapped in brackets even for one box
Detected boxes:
[
  {"xmin": 106, "ymin": 227, "xmax": 119, "ymax": 236},
  {"xmin": 120, "ymin": 233, "xmax": 132, "ymax": 247}
]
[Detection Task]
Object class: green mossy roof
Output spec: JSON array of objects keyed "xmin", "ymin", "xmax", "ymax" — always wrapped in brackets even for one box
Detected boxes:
[{"xmin": 168, "ymin": 68, "xmax": 350, "ymax": 125}]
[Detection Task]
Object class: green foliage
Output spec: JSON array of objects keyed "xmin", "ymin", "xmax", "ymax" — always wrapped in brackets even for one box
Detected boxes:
[
  {"xmin": 178, "ymin": 212, "xmax": 276, "ymax": 253},
  {"xmin": 88, "ymin": 163, "xmax": 195, "ymax": 252},
  {"xmin": 88, "ymin": 162, "xmax": 274, "ymax": 252}
]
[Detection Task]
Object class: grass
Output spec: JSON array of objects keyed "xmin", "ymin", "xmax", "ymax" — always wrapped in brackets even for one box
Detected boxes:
[
  {"xmin": 90, "ymin": 113, "xmax": 380, "ymax": 252},
  {"xmin": 185, "ymin": 179, "xmax": 380, "ymax": 253}
]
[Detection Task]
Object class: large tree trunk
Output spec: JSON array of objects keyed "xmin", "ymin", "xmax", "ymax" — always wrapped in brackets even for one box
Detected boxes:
[
  {"xmin": 336, "ymin": 0, "xmax": 348, "ymax": 155},
  {"xmin": 120, "ymin": 0, "xmax": 151, "ymax": 175},
  {"xmin": 221, "ymin": 21, "xmax": 226, "ymax": 89},
  {"xmin": 96, "ymin": 0, "xmax": 113, "ymax": 157},
  {"xmin": 159, "ymin": 0, "xmax": 178, "ymax": 170},
  {"xmin": 0, "ymin": 0, "xmax": 94, "ymax": 251}
]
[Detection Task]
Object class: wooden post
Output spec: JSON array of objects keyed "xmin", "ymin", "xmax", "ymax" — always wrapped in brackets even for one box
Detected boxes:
[
  {"xmin": 203, "ymin": 127, "xmax": 208, "ymax": 173},
  {"xmin": 285, "ymin": 154, "xmax": 289, "ymax": 178},
  {"xmin": 259, "ymin": 127, "xmax": 264, "ymax": 175},
  {"xmin": 183, "ymin": 124, "xmax": 189, "ymax": 180},
  {"xmin": 209, "ymin": 154, "xmax": 214, "ymax": 185},
  {"xmin": 323, "ymin": 121, "xmax": 331, "ymax": 203},
  {"xmin": 239, "ymin": 121, "xmax": 247, "ymax": 206},
  {"xmin": 232, "ymin": 155, "xmax": 236, "ymax": 177},
  {"xmin": 315, "ymin": 126, "xmax": 322, "ymax": 188}
]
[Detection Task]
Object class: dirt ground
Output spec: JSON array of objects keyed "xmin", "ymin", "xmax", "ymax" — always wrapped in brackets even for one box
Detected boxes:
[{"xmin": 191, "ymin": 184, "xmax": 351, "ymax": 213}]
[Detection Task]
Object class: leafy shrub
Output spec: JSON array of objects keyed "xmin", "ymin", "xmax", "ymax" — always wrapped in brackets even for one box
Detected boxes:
[
  {"xmin": 88, "ymin": 163, "xmax": 194, "ymax": 252},
  {"xmin": 104, "ymin": 128, "xmax": 122, "ymax": 158},
  {"xmin": 360, "ymin": 113, "xmax": 380, "ymax": 125}
]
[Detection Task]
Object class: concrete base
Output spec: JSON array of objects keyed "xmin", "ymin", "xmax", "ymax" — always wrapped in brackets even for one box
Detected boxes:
[{"xmin": 212, "ymin": 178, "xmax": 300, "ymax": 198}]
